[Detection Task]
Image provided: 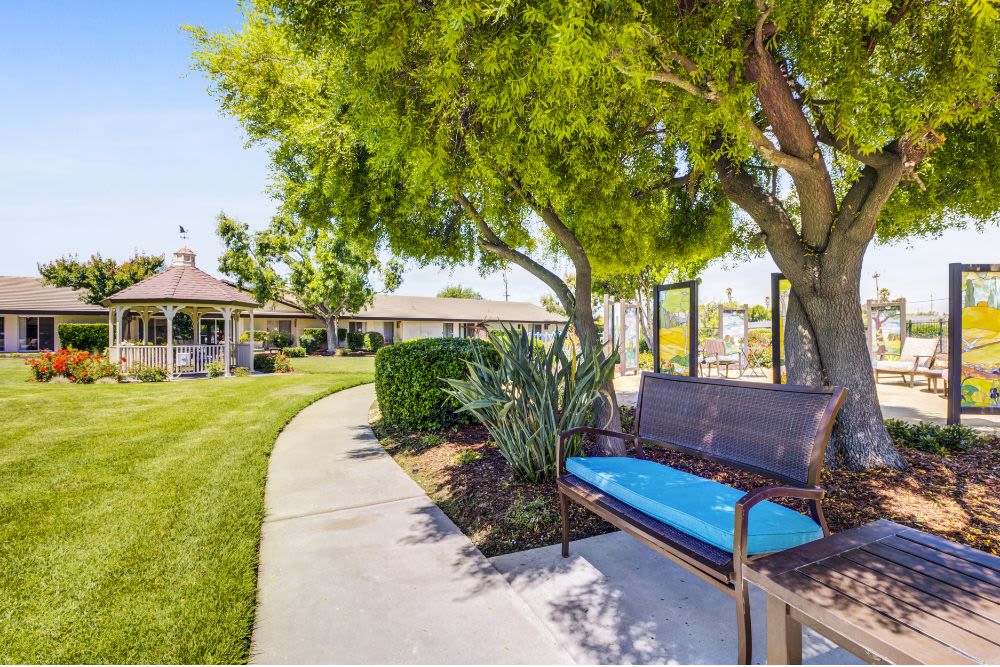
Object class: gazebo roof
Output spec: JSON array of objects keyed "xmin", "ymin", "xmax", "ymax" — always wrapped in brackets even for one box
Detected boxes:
[{"xmin": 103, "ymin": 247, "xmax": 258, "ymax": 308}]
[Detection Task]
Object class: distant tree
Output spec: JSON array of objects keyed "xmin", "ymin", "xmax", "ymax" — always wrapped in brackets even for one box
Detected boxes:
[
  {"xmin": 748, "ymin": 305, "xmax": 770, "ymax": 323},
  {"xmin": 216, "ymin": 213, "xmax": 402, "ymax": 353},
  {"xmin": 436, "ymin": 284, "xmax": 482, "ymax": 300},
  {"xmin": 539, "ymin": 294, "xmax": 567, "ymax": 317},
  {"xmin": 38, "ymin": 253, "xmax": 164, "ymax": 305}
]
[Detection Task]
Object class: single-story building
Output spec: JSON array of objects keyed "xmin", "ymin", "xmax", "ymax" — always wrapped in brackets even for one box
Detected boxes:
[{"xmin": 0, "ymin": 249, "xmax": 566, "ymax": 352}]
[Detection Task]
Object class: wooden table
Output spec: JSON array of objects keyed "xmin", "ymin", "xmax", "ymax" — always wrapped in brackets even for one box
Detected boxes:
[{"xmin": 743, "ymin": 520, "xmax": 1000, "ymax": 664}]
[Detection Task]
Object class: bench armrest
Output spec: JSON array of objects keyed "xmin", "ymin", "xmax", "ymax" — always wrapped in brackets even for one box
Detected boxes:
[
  {"xmin": 557, "ymin": 427, "xmax": 638, "ymax": 475},
  {"xmin": 732, "ymin": 485, "xmax": 826, "ymax": 575}
]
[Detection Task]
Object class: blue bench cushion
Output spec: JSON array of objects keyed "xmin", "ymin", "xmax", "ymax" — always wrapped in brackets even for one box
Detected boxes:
[{"xmin": 565, "ymin": 457, "xmax": 823, "ymax": 555}]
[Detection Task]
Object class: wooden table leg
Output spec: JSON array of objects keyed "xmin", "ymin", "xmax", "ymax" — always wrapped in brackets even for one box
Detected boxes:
[{"xmin": 767, "ymin": 594, "xmax": 802, "ymax": 665}]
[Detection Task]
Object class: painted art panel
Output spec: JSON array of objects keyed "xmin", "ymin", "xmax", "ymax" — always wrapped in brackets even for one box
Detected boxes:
[
  {"xmin": 657, "ymin": 287, "xmax": 692, "ymax": 375},
  {"xmin": 721, "ymin": 309, "xmax": 747, "ymax": 354},
  {"xmin": 623, "ymin": 305, "xmax": 639, "ymax": 370},
  {"xmin": 960, "ymin": 271, "xmax": 1000, "ymax": 409},
  {"xmin": 870, "ymin": 305, "xmax": 903, "ymax": 358},
  {"xmin": 777, "ymin": 278, "xmax": 790, "ymax": 383}
]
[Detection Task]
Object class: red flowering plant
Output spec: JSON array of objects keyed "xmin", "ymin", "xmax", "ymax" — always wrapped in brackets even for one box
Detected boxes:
[{"xmin": 26, "ymin": 349, "xmax": 120, "ymax": 384}]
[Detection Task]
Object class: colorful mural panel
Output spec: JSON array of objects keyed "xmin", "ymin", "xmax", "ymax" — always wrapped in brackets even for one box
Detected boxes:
[
  {"xmin": 868, "ymin": 302, "xmax": 904, "ymax": 358},
  {"xmin": 657, "ymin": 286, "xmax": 693, "ymax": 375},
  {"xmin": 771, "ymin": 274, "xmax": 790, "ymax": 383},
  {"xmin": 720, "ymin": 307, "xmax": 748, "ymax": 354},
  {"xmin": 622, "ymin": 304, "xmax": 639, "ymax": 371},
  {"xmin": 959, "ymin": 271, "xmax": 1000, "ymax": 410}
]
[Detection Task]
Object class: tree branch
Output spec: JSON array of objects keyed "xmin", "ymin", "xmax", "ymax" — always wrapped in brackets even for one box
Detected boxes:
[{"xmin": 455, "ymin": 193, "xmax": 575, "ymax": 313}]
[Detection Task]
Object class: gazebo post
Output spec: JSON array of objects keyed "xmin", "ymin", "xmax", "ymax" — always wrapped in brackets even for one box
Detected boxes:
[
  {"xmin": 107, "ymin": 309, "xmax": 114, "ymax": 353},
  {"xmin": 115, "ymin": 306, "xmax": 124, "ymax": 346},
  {"xmin": 219, "ymin": 306, "xmax": 233, "ymax": 376},
  {"xmin": 162, "ymin": 305, "xmax": 179, "ymax": 378},
  {"xmin": 141, "ymin": 309, "xmax": 149, "ymax": 344},
  {"xmin": 249, "ymin": 311, "xmax": 255, "ymax": 363}
]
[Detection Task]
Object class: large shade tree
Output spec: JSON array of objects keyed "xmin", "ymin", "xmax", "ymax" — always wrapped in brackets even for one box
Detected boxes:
[
  {"xmin": 190, "ymin": 4, "xmax": 736, "ymax": 437},
  {"xmin": 217, "ymin": 214, "xmax": 402, "ymax": 353},
  {"xmin": 387, "ymin": 0, "xmax": 998, "ymax": 469}
]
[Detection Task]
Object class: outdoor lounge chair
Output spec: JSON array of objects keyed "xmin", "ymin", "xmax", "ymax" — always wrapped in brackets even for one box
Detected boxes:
[
  {"xmin": 556, "ymin": 373, "xmax": 846, "ymax": 664},
  {"xmin": 874, "ymin": 337, "xmax": 940, "ymax": 387}
]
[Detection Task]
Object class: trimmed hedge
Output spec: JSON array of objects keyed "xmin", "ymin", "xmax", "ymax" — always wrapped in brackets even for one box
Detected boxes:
[
  {"xmin": 363, "ymin": 331, "xmax": 385, "ymax": 352},
  {"xmin": 375, "ymin": 337, "xmax": 500, "ymax": 430},
  {"xmin": 267, "ymin": 330, "xmax": 293, "ymax": 349},
  {"xmin": 57, "ymin": 323, "xmax": 108, "ymax": 352},
  {"xmin": 346, "ymin": 331, "xmax": 364, "ymax": 352},
  {"xmin": 253, "ymin": 353, "xmax": 276, "ymax": 373},
  {"xmin": 282, "ymin": 346, "xmax": 307, "ymax": 357}
]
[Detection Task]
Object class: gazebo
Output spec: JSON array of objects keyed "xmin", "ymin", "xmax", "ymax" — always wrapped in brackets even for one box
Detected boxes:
[{"xmin": 104, "ymin": 247, "xmax": 259, "ymax": 377}]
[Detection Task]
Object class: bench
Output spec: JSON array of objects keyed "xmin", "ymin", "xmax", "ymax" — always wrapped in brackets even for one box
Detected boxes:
[{"xmin": 556, "ymin": 372, "xmax": 846, "ymax": 664}]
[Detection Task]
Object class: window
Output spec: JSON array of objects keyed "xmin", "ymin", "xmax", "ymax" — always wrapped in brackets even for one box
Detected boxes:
[
  {"xmin": 200, "ymin": 318, "xmax": 226, "ymax": 345},
  {"xmin": 442, "ymin": 322, "xmax": 455, "ymax": 338},
  {"xmin": 17, "ymin": 317, "xmax": 54, "ymax": 351},
  {"xmin": 349, "ymin": 321, "xmax": 364, "ymax": 334},
  {"xmin": 532, "ymin": 324, "xmax": 542, "ymax": 337},
  {"xmin": 459, "ymin": 323, "xmax": 477, "ymax": 338},
  {"xmin": 278, "ymin": 320, "xmax": 292, "ymax": 337}
]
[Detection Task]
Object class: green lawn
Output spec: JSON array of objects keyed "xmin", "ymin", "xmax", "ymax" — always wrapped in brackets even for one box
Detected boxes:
[{"xmin": 0, "ymin": 356, "xmax": 375, "ymax": 663}]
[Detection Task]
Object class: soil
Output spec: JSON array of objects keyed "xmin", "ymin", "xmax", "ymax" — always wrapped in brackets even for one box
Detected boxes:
[{"xmin": 373, "ymin": 419, "xmax": 1000, "ymax": 558}]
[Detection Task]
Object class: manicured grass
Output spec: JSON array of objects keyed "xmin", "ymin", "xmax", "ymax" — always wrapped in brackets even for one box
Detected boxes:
[{"xmin": 0, "ymin": 356, "xmax": 374, "ymax": 664}]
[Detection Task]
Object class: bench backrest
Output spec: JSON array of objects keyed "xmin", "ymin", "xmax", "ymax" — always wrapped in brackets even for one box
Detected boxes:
[{"xmin": 635, "ymin": 373, "xmax": 846, "ymax": 487}]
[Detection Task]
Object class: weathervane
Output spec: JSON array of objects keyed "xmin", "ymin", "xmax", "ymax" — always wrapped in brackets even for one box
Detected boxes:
[{"xmin": 178, "ymin": 225, "xmax": 189, "ymax": 241}]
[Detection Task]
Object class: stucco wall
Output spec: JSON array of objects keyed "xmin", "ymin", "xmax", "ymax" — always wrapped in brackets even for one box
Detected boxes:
[{"xmin": 1, "ymin": 313, "xmax": 106, "ymax": 352}]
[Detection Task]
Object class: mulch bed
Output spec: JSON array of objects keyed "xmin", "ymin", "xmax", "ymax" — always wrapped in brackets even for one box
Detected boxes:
[{"xmin": 374, "ymin": 420, "xmax": 1000, "ymax": 558}]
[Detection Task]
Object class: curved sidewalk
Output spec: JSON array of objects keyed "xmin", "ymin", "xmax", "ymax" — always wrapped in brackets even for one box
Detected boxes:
[{"xmin": 251, "ymin": 383, "xmax": 571, "ymax": 664}]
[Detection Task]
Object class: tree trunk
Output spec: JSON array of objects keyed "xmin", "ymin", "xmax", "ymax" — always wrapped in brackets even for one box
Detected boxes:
[
  {"xmin": 783, "ymin": 267, "xmax": 905, "ymax": 469},
  {"xmin": 326, "ymin": 317, "xmax": 340, "ymax": 354},
  {"xmin": 572, "ymin": 261, "xmax": 626, "ymax": 455}
]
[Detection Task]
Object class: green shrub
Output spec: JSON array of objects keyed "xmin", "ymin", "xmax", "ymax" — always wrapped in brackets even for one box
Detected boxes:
[
  {"xmin": 300, "ymin": 327, "xmax": 331, "ymax": 352},
  {"xmin": 267, "ymin": 330, "xmax": 293, "ymax": 349},
  {"xmin": 638, "ymin": 350, "xmax": 654, "ymax": 370},
  {"xmin": 239, "ymin": 330, "xmax": 268, "ymax": 343},
  {"xmin": 131, "ymin": 363, "xmax": 168, "ymax": 383},
  {"xmin": 233, "ymin": 366, "xmax": 251, "ymax": 377},
  {"xmin": 444, "ymin": 324, "xmax": 617, "ymax": 482},
  {"xmin": 253, "ymin": 353, "xmax": 276, "ymax": 373},
  {"xmin": 346, "ymin": 331, "xmax": 364, "ymax": 352},
  {"xmin": 273, "ymin": 352, "xmax": 293, "ymax": 373},
  {"xmin": 282, "ymin": 346, "xmax": 307, "ymax": 357},
  {"xmin": 884, "ymin": 419, "xmax": 988, "ymax": 455},
  {"xmin": 57, "ymin": 323, "xmax": 108, "ymax": 352},
  {"xmin": 375, "ymin": 337, "xmax": 500, "ymax": 430},
  {"xmin": 454, "ymin": 448, "xmax": 482, "ymax": 465},
  {"xmin": 206, "ymin": 360, "xmax": 224, "ymax": 378},
  {"xmin": 363, "ymin": 331, "xmax": 385, "ymax": 352},
  {"xmin": 908, "ymin": 322, "xmax": 943, "ymax": 339}
]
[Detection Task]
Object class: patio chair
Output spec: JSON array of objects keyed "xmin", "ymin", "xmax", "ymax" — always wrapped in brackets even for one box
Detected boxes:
[
  {"xmin": 701, "ymin": 338, "xmax": 740, "ymax": 378},
  {"xmin": 874, "ymin": 337, "xmax": 940, "ymax": 387}
]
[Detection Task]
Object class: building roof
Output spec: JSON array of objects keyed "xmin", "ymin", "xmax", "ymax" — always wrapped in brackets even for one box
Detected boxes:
[
  {"xmin": 103, "ymin": 248, "xmax": 258, "ymax": 308},
  {"xmin": 0, "ymin": 276, "xmax": 106, "ymax": 314},
  {"xmin": 351, "ymin": 294, "xmax": 566, "ymax": 324}
]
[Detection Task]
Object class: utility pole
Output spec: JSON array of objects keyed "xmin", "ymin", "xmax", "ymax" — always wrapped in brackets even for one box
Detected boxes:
[
  {"xmin": 502, "ymin": 272, "xmax": 510, "ymax": 301},
  {"xmin": 872, "ymin": 272, "xmax": 881, "ymax": 299}
]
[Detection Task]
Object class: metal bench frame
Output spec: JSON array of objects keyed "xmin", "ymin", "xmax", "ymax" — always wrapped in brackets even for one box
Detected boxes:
[{"xmin": 556, "ymin": 372, "xmax": 846, "ymax": 664}]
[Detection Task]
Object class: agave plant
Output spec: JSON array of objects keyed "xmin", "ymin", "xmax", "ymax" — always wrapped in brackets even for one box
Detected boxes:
[{"xmin": 443, "ymin": 324, "xmax": 617, "ymax": 483}]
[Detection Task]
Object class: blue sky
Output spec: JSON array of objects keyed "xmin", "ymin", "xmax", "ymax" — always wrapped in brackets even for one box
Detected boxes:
[{"xmin": 1, "ymin": 1, "xmax": 997, "ymax": 313}]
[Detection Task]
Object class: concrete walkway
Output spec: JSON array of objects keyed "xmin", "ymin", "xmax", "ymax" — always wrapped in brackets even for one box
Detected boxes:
[
  {"xmin": 251, "ymin": 383, "xmax": 571, "ymax": 664},
  {"xmin": 492, "ymin": 532, "xmax": 860, "ymax": 665}
]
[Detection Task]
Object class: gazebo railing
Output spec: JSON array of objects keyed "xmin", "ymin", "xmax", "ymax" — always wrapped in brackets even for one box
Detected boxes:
[
  {"xmin": 111, "ymin": 344, "xmax": 229, "ymax": 376},
  {"xmin": 172, "ymin": 344, "xmax": 225, "ymax": 375}
]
